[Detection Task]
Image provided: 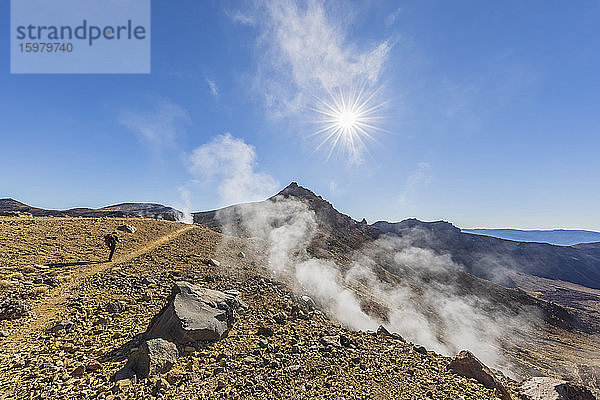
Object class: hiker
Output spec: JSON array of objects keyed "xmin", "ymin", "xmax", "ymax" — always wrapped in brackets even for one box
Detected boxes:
[{"xmin": 104, "ymin": 231, "xmax": 119, "ymax": 262}]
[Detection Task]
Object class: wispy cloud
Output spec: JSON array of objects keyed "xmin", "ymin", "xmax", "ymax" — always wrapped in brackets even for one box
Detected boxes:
[
  {"xmin": 398, "ymin": 162, "xmax": 432, "ymax": 208},
  {"xmin": 119, "ymin": 99, "xmax": 190, "ymax": 150},
  {"xmin": 385, "ymin": 7, "xmax": 402, "ymax": 27},
  {"xmin": 242, "ymin": 0, "xmax": 391, "ymax": 118},
  {"xmin": 186, "ymin": 133, "xmax": 279, "ymax": 205},
  {"xmin": 206, "ymin": 78, "xmax": 219, "ymax": 98}
]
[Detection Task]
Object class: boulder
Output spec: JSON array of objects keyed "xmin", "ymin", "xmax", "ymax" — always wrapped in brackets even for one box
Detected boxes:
[
  {"xmin": 519, "ymin": 377, "xmax": 596, "ymax": 400},
  {"xmin": 146, "ymin": 281, "xmax": 244, "ymax": 344},
  {"xmin": 117, "ymin": 224, "xmax": 136, "ymax": 234},
  {"xmin": 448, "ymin": 350, "xmax": 511, "ymax": 400},
  {"xmin": 0, "ymin": 298, "xmax": 31, "ymax": 321},
  {"xmin": 115, "ymin": 338, "xmax": 177, "ymax": 380}
]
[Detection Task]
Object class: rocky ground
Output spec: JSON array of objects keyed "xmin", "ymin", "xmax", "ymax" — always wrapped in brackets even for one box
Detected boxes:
[{"xmin": 0, "ymin": 216, "xmax": 588, "ymax": 399}]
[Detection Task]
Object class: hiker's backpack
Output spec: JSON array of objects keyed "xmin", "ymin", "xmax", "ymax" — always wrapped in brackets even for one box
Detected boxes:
[{"xmin": 104, "ymin": 234, "xmax": 114, "ymax": 247}]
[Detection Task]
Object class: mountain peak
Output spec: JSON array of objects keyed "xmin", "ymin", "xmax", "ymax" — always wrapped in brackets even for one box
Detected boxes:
[{"xmin": 275, "ymin": 182, "xmax": 322, "ymax": 200}]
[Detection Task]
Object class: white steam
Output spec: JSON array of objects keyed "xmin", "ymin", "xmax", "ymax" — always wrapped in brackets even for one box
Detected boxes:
[
  {"xmin": 217, "ymin": 195, "xmax": 522, "ymax": 373},
  {"xmin": 175, "ymin": 185, "xmax": 194, "ymax": 224}
]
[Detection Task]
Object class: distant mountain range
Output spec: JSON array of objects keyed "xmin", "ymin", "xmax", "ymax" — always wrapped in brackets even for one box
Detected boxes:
[
  {"xmin": 0, "ymin": 198, "xmax": 183, "ymax": 221},
  {"xmin": 462, "ymin": 228, "xmax": 600, "ymax": 246},
  {"xmin": 4, "ymin": 190, "xmax": 600, "ymax": 290}
]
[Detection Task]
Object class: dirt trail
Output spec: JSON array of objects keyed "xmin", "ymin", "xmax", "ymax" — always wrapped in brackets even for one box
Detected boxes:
[{"xmin": 2, "ymin": 224, "xmax": 195, "ymax": 346}]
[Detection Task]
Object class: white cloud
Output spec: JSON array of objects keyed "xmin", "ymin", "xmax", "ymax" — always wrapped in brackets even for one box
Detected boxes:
[
  {"xmin": 187, "ymin": 133, "xmax": 279, "ymax": 205},
  {"xmin": 120, "ymin": 99, "xmax": 190, "ymax": 149},
  {"xmin": 206, "ymin": 78, "xmax": 219, "ymax": 98},
  {"xmin": 241, "ymin": 0, "xmax": 392, "ymax": 118},
  {"xmin": 225, "ymin": 9, "xmax": 256, "ymax": 26}
]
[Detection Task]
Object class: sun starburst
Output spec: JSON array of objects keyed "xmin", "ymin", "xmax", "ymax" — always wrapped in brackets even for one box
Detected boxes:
[{"xmin": 310, "ymin": 86, "xmax": 385, "ymax": 162}]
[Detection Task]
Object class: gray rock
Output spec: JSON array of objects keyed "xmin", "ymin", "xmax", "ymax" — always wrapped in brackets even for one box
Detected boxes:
[
  {"xmin": 320, "ymin": 335, "xmax": 341, "ymax": 347},
  {"xmin": 146, "ymin": 281, "xmax": 243, "ymax": 344},
  {"xmin": 0, "ymin": 298, "xmax": 32, "ymax": 321},
  {"xmin": 120, "ymin": 338, "xmax": 178, "ymax": 379},
  {"xmin": 300, "ymin": 296, "xmax": 316, "ymax": 310},
  {"xmin": 237, "ymin": 252, "xmax": 246, "ymax": 258},
  {"xmin": 448, "ymin": 350, "xmax": 510, "ymax": 400},
  {"xmin": 0, "ymin": 330, "xmax": 9, "ymax": 338},
  {"xmin": 519, "ymin": 377, "xmax": 596, "ymax": 400},
  {"xmin": 375, "ymin": 325, "xmax": 405, "ymax": 342},
  {"xmin": 413, "ymin": 344, "xmax": 427, "ymax": 355},
  {"xmin": 105, "ymin": 300, "xmax": 127, "ymax": 314},
  {"xmin": 50, "ymin": 319, "xmax": 75, "ymax": 333},
  {"xmin": 117, "ymin": 224, "xmax": 136, "ymax": 234},
  {"xmin": 273, "ymin": 312, "xmax": 287, "ymax": 325},
  {"xmin": 257, "ymin": 326, "xmax": 274, "ymax": 337},
  {"xmin": 286, "ymin": 364, "xmax": 302, "ymax": 373},
  {"xmin": 207, "ymin": 259, "xmax": 221, "ymax": 267},
  {"xmin": 140, "ymin": 277, "xmax": 156, "ymax": 285}
]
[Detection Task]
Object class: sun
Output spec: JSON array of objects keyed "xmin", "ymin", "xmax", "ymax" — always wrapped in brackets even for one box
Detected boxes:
[{"xmin": 310, "ymin": 86, "xmax": 385, "ymax": 162}]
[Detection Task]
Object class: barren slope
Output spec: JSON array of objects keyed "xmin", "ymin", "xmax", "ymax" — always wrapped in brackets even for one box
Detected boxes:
[{"xmin": 0, "ymin": 217, "xmax": 519, "ymax": 399}]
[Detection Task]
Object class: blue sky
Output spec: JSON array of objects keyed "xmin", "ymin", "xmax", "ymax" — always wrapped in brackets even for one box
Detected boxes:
[{"xmin": 1, "ymin": 1, "xmax": 599, "ymax": 230}]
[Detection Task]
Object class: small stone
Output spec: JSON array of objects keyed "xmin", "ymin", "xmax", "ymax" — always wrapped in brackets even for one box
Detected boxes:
[
  {"xmin": 50, "ymin": 319, "xmax": 75, "ymax": 333},
  {"xmin": 112, "ymin": 379, "xmax": 131, "ymax": 393},
  {"xmin": 273, "ymin": 312, "xmax": 287, "ymax": 325},
  {"xmin": 105, "ymin": 301, "xmax": 127, "ymax": 314},
  {"xmin": 155, "ymin": 377, "xmax": 169, "ymax": 391},
  {"xmin": 237, "ymin": 252, "xmax": 246, "ymax": 258},
  {"xmin": 86, "ymin": 360, "xmax": 101, "ymax": 371},
  {"xmin": 257, "ymin": 326, "xmax": 274, "ymax": 337},
  {"xmin": 300, "ymin": 295, "xmax": 316, "ymax": 310},
  {"xmin": 320, "ymin": 335, "xmax": 341, "ymax": 347},
  {"xmin": 72, "ymin": 365, "xmax": 85, "ymax": 377},
  {"xmin": 141, "ymin": 292, "xmax": 152, "ymax": 302},
  {"xmin": 413, "ymin": 344, "xmax": 427, "ymax": 355},
  {"xmin": 0, "ymin": 330, "xmax": 9, "ymax": 338},
  {"xmin": 117, "ymin": 224, "xmax": 136, "ymax": 234},
  {"xmin": 165, "ymin": 372, "xmax": 178, "ymax": 385},
  {"xmin": 207, "ymin": 259, "xmax": 221, "ymax": 267},
  {"xmin": 141, "ymin": 277, "xmax": 156, "ymax": 285},
  {"xmin": 286, "ymin": 364, "xmax": 302, "ymax": 372}
]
